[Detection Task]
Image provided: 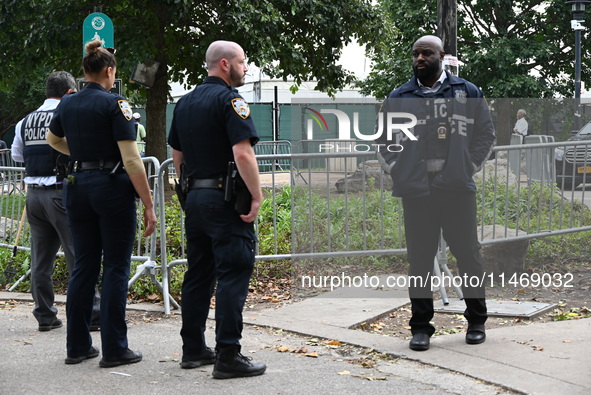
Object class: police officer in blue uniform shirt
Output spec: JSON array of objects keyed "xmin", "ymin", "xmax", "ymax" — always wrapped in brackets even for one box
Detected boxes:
[
  {"xmin": 168, "ymin": 40, "xmax": 266, "ymax": 379},
  {"xmin": 47, "ymin": 40, "xmax": 157, "ymax": 367},
  {"xmin": 11, "ymin": 71, "xmax": 100, "ymax": 332},
  {"xmin": 376, "ymin": 36, "xmax": 495, "ymax": 351}
]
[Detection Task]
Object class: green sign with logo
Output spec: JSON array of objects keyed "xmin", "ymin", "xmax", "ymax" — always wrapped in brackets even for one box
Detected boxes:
[{"xmin": 82, "ymin": 12, "xmax": 114, "ymax": 56}]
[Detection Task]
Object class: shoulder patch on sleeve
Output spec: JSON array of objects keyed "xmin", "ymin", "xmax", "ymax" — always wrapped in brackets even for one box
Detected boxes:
[
  {"xmin": 231, "ymin": 98, "xmax": 251, "ymax": 119},
  {"xmin": 118, "ymin": 100, "xmax": 133, "ymax": 121}
]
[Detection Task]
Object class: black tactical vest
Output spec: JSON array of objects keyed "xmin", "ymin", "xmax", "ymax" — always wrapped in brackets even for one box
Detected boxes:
[{"xmin": 21, "ymin": 110, "xmax": 64, "ymax": 178}]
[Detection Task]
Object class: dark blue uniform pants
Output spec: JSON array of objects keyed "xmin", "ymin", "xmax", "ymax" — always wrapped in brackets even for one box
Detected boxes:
[
  {"xmin": 402, "ymin": 187, "xmax": 487, "ymax": 336},
  {"xmin": 181, "ymin": 189, "xmax": 255, "ymax": 357},
  {"xmin": 63, "ymin": 170, "xmax": 136, "ymax": 358}
]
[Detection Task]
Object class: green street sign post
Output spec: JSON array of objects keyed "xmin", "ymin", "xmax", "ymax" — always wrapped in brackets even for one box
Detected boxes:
[
  {"xmin": 81, "ymin": 12, "xmax": 120, "ymax": 95},
  {"xmin": 82, "ymin": 12, "xmax": 114, "ymax": 56}
]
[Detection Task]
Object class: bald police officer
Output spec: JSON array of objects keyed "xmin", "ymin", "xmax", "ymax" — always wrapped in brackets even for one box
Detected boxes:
[{"xmin": 168, "ymin": 40, "xmax": 266, "ymax": 379}]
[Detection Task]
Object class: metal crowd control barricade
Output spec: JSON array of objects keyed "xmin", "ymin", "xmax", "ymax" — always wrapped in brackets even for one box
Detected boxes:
[
  {"xmin": 524, "ymin": 135, "xmax": 555, "ymax": 184},
  {"xmin": 127, "ymin": 156, "xmax": 180, "ymax": 310},
  {"xmin": 9, "ymin": 142, "xmax": 591, "ymax": 312},
  {"xmin": 5, "ymin": 157, "xmax": 167, "ymax": 296},
  {"xmin": 0, "ymin": 149, "xmax": 25, "ymax": 196},
  {"xmin": 434, "ymin": 235, "xmax": 464, "ymax": 305},
  {"xmin": 0, "ymin": 162, "xmax": 28, "ymax": 290},
  {"xmin": 130, "ymin": 142, "xmax": 591, "ymax": 313},
  {"xmin": 156, "ymin": 158, "xmax": 182, "ymax": 314},
  {"xmin": 156, "ymin": 152, "xmax": 468, "ymax": 314},
  {"xmin": 254, "ymin": 140, "xmax": 292, "ymax": 172}
]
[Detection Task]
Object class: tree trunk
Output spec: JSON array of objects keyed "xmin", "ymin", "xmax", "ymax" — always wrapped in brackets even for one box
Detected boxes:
[
  {"xmin": 145, "ymin": 61, "xmax": 168, "ymax": 164},
  {"xmin": 494, "ymin": 100, "xmax": 513, "ymax": 147}
]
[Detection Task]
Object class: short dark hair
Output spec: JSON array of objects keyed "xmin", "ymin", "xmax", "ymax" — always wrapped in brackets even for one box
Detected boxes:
[{"xmin": 46, "ymin": 71, "xmax": 76, "ymax": 99}]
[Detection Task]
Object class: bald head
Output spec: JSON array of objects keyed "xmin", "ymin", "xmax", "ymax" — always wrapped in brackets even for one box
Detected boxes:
[
  {"xmin": 411, "ymin": 35, "xmax": 445, "ymax": 87},
  {"xmin": 205, "ymin": 40, "xmax": 248, "ymax": 87},
  {"xmin": 413, "ymin": 35, "xmax": 444, "ymax": 52},
  {"xmin": 206, "ymin": 41, "xmax": 243, "ymax": 71}
]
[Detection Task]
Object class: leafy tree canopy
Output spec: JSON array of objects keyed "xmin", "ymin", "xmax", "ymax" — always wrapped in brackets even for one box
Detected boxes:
[
  {"xmin": 359, "ymin": 0, "xmax": 587, "ymax": 100},
  {"xmin": 0, "ymin": 0, "xmax": 381, "ymax": 160}
]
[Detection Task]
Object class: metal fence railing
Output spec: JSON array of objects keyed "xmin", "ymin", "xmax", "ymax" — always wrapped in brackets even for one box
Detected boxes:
[
  {"xmin": 0, "ymin": 157, "xmax": 165, "ymax": 294},
  {"xmin": 3, "ymin": 140, "xmax": 591, "ymax": 313}
]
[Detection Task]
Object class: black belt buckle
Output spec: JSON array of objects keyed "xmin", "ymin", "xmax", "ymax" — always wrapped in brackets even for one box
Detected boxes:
[
  {"xmin": 190, "ymin": 178, "xmax": 225, "ymax": 190},
  {"xmin": 29, "ymin": 183, "xmax": 63, "ymax": 190},
  {"xmin": 71, "ymin": 159, "xmax": 117, "ymax": 172}
]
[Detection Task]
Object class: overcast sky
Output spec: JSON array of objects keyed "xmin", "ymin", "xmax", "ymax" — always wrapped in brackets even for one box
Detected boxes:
[{"xmin": 170, "ymin": 41, "xmax": 371, "ymax": 97}]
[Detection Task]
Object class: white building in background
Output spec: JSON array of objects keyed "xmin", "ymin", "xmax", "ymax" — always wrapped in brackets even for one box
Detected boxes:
[{"xmin": 170, "ymin": 41, "xmax": 372, "ymax": 103}]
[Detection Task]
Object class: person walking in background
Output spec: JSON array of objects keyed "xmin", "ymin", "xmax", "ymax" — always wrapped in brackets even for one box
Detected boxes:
[
  {"xmin": 168, "ymin": 40, "xmax": 266, "ymax": 379},
  {"xmin": 133, "ymin": 112, "xmax": 146, "ymax": 157},
  {"xmin": 12, "ymin": 71, "xmax": 101, "ymax": 332},
  {"xmin": 376, "ymin": 35, "xmax": 495, "ymax": 351},
  {"xmin": 513, "ymin": 109, "xmax": 528, "ymax": 136},
  {"xmin": 47, "ymin": 41, "xmax": 157, "ymax": 366},
  {"xmin": 0, "ymin": 139, "xmax": 9, "ymax": 166}
]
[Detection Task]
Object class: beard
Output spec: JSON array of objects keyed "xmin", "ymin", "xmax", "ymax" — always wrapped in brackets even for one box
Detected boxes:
[
  {"xmin": 229, "ymin": 64, "xmax": 245, "ymax": 87},
  {"xmin": 413, "ymin": 61, "xmax": 440, "ymax": 83}
]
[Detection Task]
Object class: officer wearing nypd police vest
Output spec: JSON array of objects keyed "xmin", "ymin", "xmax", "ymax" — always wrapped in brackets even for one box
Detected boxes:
[
  {"xmin": 12, "ymin": 71, "xmax": 101, "ymax": 332},
  {"xmin": 375, "ymin": 35, "xmax": 495, "ymax": 351},
  {"xmin": 48, "ymin": 41, "xmax": 157, "ymax": 367},
  {"xmin": 168, "ymin": 40, "xmax": 266, "ymax": 379}
]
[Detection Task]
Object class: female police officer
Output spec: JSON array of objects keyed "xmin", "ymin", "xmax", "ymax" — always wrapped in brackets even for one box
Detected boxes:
[{"xmin": 47, "ymin": 40, "xmax": 157, "ymax": 367}]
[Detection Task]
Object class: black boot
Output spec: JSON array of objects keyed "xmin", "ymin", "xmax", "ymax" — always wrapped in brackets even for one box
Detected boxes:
[{"xmin": 212, "ymin": 346, "xmax": 266, "ymax": 379}]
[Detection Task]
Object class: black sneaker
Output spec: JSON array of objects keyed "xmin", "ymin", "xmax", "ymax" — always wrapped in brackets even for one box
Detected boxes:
[
  {"xmin": 180, "ymin": 347, "xmax": 216, "ymax": 369},
  {"xmin": 213, "ymin": 347, "xmax": 266, "ymax": 379},
  {"xmin": 65, "ymin": 346, "xmax": 100, "ymax": 365},
  {"xmin": 99, "ymin": 348, "xmax": 142, "ymax": 368},
  {"xmin": 38, "ymin": 318, "xmax": 63, "ymax": 332}
]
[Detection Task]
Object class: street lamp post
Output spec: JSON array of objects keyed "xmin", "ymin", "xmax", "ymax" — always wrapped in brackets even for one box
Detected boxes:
[{"xmin": 567, "ymin": 0, "xmax": 590, "ymax": 130}]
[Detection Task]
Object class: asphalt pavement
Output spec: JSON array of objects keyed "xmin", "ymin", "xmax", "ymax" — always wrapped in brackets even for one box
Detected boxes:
[{"xmin": 1, "ymin": 290, "xmax": 589, "ymax": 395}]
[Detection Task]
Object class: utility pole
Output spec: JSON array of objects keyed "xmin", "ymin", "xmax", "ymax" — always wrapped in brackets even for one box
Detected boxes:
[{"xmin": 437, "ymin": 0, "xmax": 457, "ymax": 73}]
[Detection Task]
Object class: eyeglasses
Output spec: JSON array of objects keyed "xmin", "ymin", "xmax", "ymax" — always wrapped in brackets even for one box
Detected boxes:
[{"xmin": 104, "ymin": 47, "xmax": 117, "ymax": 55}]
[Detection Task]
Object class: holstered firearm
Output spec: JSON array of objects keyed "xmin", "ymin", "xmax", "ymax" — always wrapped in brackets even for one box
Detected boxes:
[
  {"xmin": 53, "ymin": 154, "xmax": 71, "ymax": 182},
  {"xmin": 174, "ymin": 163, "xmax": 188, "ymax": 210},
  {"xmin": 224, "ymin": 161, "xmax": 252, "ymax": 215}
]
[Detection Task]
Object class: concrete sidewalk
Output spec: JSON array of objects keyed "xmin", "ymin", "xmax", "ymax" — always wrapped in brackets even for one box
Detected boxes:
[
  {"xmin": 1, "ymin": 290, "xmax": 589, "ymax": 394},
  {"xmin": 250, "ymin": 292, "xmax": 591, "ymax": 394}
]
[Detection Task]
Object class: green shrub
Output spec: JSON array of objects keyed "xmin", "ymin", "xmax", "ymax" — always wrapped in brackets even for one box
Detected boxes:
[{"xmin": 0, "ymin": 249, "xmax": 30, "ymax": 292}]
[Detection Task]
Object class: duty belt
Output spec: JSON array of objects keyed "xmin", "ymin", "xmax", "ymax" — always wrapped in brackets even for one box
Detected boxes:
[
  {"xmin": 72, "ymin": 159, "xmax": 119, "ymax": 172},
  {"xmin": 28, "ymin": 183, "xmax": 63, "ymax": 190},
  {"xmin": 189, "ymin": 177, "xmax": 225, "ymax": 190}
]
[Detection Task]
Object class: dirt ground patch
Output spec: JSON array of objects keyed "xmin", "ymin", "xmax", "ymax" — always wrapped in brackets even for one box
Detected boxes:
[
  {"xmin": 126, "ymin": 259, "xmax": 590, "ymax": 342},
  {"xmin": 354, "ymin": 262, "xmax": 591, "ymax": 340}
]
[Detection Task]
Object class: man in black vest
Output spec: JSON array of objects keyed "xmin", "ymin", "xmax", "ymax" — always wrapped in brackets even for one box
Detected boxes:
[
  {"xmin": 376, "ymin": 36, "xmax": 495, "ymax": 351},
  {"xmin": 12, "ymin": 71, "xmax": 100, "ymax": 331}
]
